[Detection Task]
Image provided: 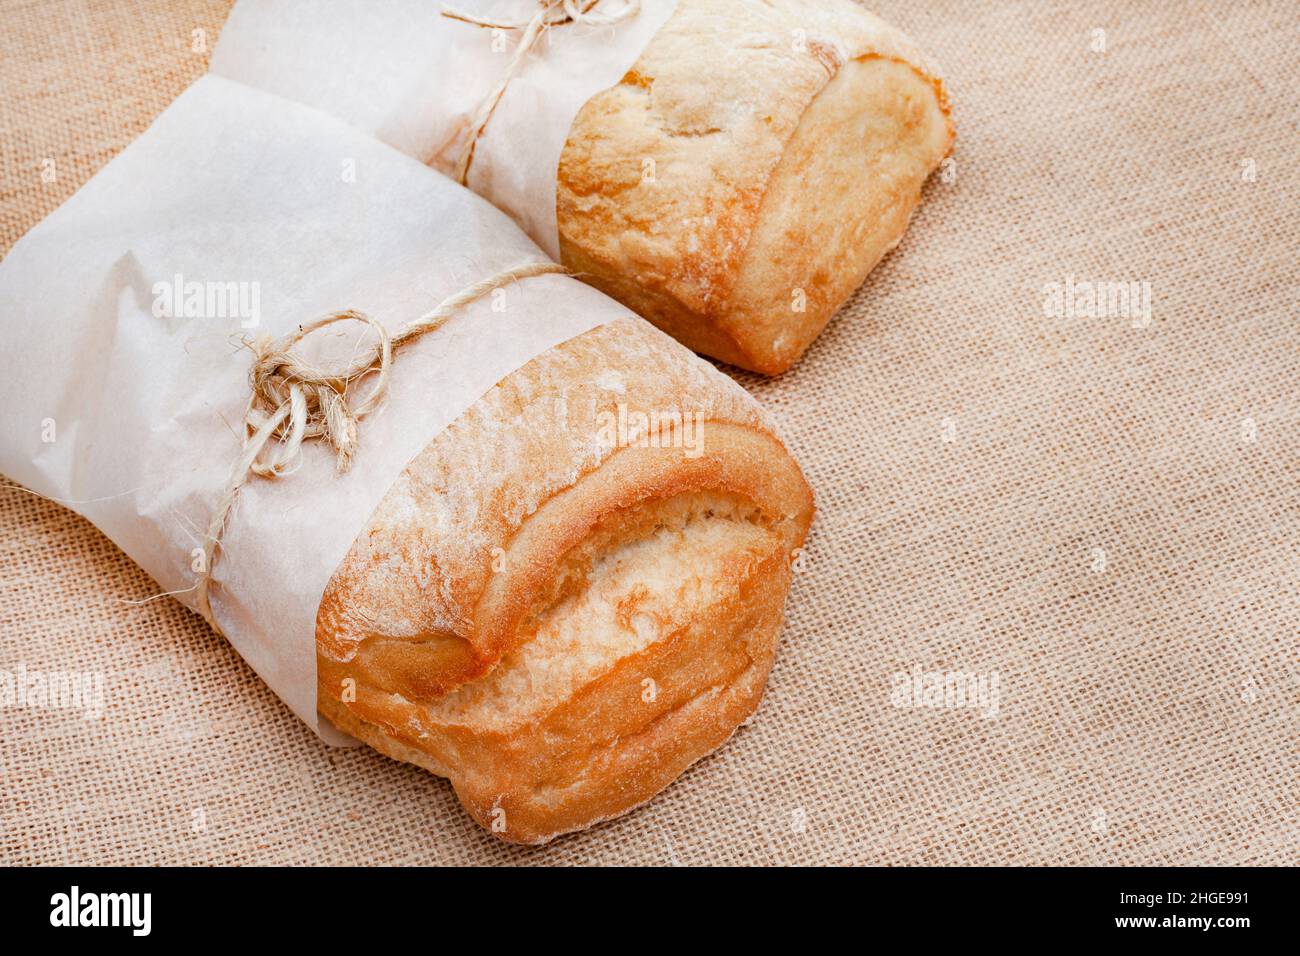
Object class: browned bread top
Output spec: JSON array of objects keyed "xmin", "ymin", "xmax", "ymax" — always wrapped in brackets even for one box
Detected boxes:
[
  {"xmin": 557, "ymin": 0, "xmax": 954, "ymax": 373},
  {"xmin": 316, "ymin": 317, "xmax": 810, "ymax": 699}
]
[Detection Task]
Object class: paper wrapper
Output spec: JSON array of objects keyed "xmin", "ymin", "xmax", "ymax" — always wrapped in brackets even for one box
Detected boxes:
[
  {"xmin": 0, "ymin": 73, "xmax": 626, "ymax": 738},
  {"xmin": 211, "ymin": 0, "xmax": 680, "ymax": 259}
]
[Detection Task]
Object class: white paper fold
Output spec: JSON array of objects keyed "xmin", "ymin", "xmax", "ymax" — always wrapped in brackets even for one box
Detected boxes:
[
  {"xmin": 0, "ymin": 74, "xmax": 624, "ymax": 736},
  {"xmin": 211, "ymin": 0, "xmax": 679, "ymax": 259}
]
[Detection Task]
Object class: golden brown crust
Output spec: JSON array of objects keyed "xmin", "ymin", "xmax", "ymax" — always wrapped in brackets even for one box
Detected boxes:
[
  {"xmin": 321, "ymin": 521, "xmax": 790, "ymax": 843},
  {"xmin": 556, "ymin": 0, "xmax": 955, "ymax": 374},
  {"xmin": 316, "ymin": 318, "xmax": 813, "ymax": 842}
]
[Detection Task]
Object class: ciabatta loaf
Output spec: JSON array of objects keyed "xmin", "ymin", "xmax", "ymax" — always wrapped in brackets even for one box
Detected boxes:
[
  {"xmin": 0, "ymin": 56, "xmax": 815, "ymax": 846},
  {"xmin": 210, "ymin": 0, "xmax": 952, "ymax": 374},
  {"xmin": 317, "ymin": 319, "xmax": 813, "ymax": 843},
  {"xmin": 557, "ymin": 0, "xmax": 954, "ymax": 374}
]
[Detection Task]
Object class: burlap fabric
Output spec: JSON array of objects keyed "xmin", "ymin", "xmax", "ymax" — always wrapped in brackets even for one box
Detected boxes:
[{"xmin": 1, "ymin": 0, "xmax": 1296, "ymax": 866}]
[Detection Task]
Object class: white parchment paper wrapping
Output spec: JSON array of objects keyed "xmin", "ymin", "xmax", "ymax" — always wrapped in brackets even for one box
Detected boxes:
[
  {"xmin": 211, "ymin": 0, "xmax": 679, "ymax": 259},
  {"xmin": 0, "ymin": 74, "xmax": 628, "ymax": 737}
]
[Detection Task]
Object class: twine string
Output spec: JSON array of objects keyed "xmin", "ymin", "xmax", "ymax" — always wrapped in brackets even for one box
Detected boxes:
[
  {"xmin": 193, "ymin": 260, "xmax": 568, "ymax": 626},
  {"xmin": 440, "ymin": 0, "xmax": 642, "ymax": 184}
]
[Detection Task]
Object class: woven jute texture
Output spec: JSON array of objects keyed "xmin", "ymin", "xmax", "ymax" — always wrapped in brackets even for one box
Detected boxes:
[{"xmin": 1, "ymin": 0, "xmax": 1296, "ymax": 866}]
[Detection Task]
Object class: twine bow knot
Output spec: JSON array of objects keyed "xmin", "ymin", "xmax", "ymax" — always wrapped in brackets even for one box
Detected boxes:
[
  {"xmin": 193, "ymin": 260, "xmax": 568, "ymax": 625},
  {"xmin": 243, "ymin": 310, "xmax": 389, "ymax": 479}
]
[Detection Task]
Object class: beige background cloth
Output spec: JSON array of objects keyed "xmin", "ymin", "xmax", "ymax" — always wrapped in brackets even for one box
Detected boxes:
[{"xmin": 1, "ymin": 0, "xmax": 1296, "ymax": 865}]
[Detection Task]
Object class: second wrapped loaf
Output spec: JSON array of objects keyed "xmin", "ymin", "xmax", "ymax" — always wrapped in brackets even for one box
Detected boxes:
[
  {"xmin": 213, "ymin": 0, "xmax": 955, "ymax": 374},
  {"xmin": 557, "ymin": 0, "xmax": 955, "ymax": 374}
]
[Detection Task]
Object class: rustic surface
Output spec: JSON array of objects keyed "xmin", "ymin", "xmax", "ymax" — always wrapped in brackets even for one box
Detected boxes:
[{"xmin": 1, "ymin": 0, "xmax": 1296, "ymax": 864}]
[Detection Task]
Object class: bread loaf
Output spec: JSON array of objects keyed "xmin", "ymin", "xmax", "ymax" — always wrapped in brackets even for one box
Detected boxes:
[
  {"xmin": 0, "ymin": 66, "xmax": 815, "ymax": 845},
  {"xmin": 210, "ymin": 0, "xmax": 953, "ymax": 374},
  {"xmin": 557, "ymin": 0, "xmax": 954, "ymax": 374},
  {"xmin": 316, "ymin": 318, "xmax": 813, "ymax": 843}
]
